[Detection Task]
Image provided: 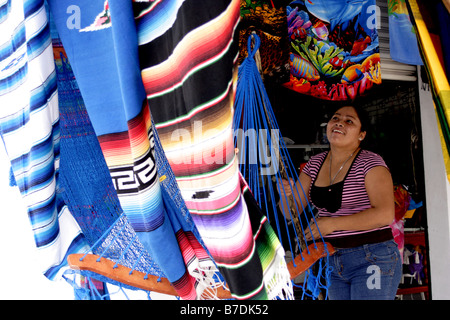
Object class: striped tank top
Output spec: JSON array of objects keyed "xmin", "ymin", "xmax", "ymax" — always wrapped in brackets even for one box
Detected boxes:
[{"xmin": 302, "ymin": 149, "xmax": 393, "ymax": 247}]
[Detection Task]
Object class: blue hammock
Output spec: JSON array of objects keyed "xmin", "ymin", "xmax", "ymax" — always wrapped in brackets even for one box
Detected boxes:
[
  {"xmin": 54, "ymin": 40, "xmax": 166, "ymax": 299},
  {"xmin": 233, "ymin": 33, "xmax": 332, "ymax": 299}
]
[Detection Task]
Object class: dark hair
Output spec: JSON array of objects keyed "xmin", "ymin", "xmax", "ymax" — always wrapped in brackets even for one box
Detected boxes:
[{"xmin": 328, "ymin": 100, "xmax": 370, "ymax": 133}]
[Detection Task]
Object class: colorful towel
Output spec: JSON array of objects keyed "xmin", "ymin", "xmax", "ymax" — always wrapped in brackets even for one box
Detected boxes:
[
  {"xmin": 0, "ymin": 0, "xmax": 89, "ymax": 280},
  {"xmin": 136, "ymin": 0, "xmax": 292, "ymax": 300},
  {"xmin": 284, "ymin": 0, "xmax": 381, "ymax": 100},
  {"xmin": 387, "ymin": 0, "xmax": 423, "ymax": 65}
]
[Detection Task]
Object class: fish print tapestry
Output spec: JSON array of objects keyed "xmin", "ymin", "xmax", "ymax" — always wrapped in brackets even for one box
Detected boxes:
[
  {"xmin": 135, "ymin": 0, "xmax": 292, "ymax": 300},
  {"xmin": 387, "ymin": 0, "xmax": 422, "ymax": 65},
  {"xmin": 284, "ymin": 0, "xmax": 381, "ymax": 100}
]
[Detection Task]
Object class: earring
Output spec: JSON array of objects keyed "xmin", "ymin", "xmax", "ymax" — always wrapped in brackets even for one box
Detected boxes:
[{"xmin": 359, "ymin": 138, "xmax": 363, "ymax": 141}]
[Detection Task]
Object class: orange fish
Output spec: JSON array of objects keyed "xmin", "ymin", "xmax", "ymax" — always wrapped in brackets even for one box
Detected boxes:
[
  {"xmin": 341, "ymin": 65, "xmax": 364, "ymax": 83},
  {"xmin": 350, "ymin": 36, "xmax": 371, "ymax": 56},
  {"xmin": 329, "ymin": 56, "xmax": 347, "ymax": 68}
]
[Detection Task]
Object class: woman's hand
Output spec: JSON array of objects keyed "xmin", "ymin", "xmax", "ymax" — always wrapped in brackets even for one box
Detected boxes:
[
  {"xmin": 277, "ymin": 178, "xmax": 295, "ymax": 197},
  {"xmin": 304, "ymin": 217, "xmax": 335, "ymax": 241}
]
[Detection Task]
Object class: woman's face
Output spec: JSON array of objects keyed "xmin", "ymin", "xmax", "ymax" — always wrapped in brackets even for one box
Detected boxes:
[{"xmin": 327, "ymin": 106, "xmax": 366, "ymax": 148}]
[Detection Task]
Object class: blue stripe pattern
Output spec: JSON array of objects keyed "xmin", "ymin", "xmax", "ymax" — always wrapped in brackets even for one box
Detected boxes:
[
  {"xmin": 0, "ymin": 0, "xmax": 11, "ymax": 24},
  {"xmin": 0, "ymin": 0, "xmax": 88, "ymax": 280}
]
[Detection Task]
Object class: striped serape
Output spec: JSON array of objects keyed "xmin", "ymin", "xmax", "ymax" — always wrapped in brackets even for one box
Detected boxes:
[{"xmin": 136, "ymin": 0, "xmax": 292, "ymax": 299}]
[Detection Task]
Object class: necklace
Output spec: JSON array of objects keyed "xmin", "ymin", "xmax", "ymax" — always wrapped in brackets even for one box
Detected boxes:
[{"xmin": 329, "ymin": 148, "xmax": 358, "ymax": 189}]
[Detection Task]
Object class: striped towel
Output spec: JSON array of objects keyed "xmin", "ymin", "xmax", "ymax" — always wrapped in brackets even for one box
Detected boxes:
[{"xmin": 0, "ymin": 0, "xmax": 89, "ymax": 280}]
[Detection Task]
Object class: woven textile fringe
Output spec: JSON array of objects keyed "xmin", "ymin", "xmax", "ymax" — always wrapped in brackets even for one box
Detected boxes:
[{"xmin": 265, "ymin": 252, "xmax": 294, "ymax": 300}]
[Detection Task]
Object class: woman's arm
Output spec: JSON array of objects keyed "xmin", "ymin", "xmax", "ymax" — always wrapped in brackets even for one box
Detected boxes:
[
  {"xmin": 277, "ymin": 172, "xmax": 312, "ymax": 220},
  {"xmin": 305, "ymin": 166, "xmax": 395, "ymax": 240}
]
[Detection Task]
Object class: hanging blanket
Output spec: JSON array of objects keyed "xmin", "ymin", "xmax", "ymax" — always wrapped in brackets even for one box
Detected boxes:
[
  {"xmin": 47, "ymin": 0, "xmax": 217, "ymax": 300},
  {"xmin": 135, "ymin": 0, "xmax": 292, "ymax": 300},
  {"xmin": 387, "ymin": 0, "xmax": 423, "ymax": 65},
  {"xmin": 284, "ymin": 0, "xmax": 381, "ymax": 100},
  {"xmin": 0, "ymin": 0, "xmax": 89, "ymax": 280}
]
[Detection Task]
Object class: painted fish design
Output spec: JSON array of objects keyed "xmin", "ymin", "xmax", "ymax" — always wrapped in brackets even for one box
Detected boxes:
[
  {"xmin": 329, "ymin": 56, "xmax": 348, "ymax": 68},
  {"xmin": 312, "ymin": 21, "xmax": 328, "ymax": 40},
  {"xmin": 350, "ymin": 36, "xmax": 371, "ymax": 56},
  {"xmin": 290, "ymin": 54, "xmax": 320, "ymax": 81}
]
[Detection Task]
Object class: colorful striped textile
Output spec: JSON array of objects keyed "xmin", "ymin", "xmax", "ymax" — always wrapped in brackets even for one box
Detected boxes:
[
  {"xmin": 136, "ymin": 0, "xmax": 292, "ymax": 299},
  {"xmin": 0, "ymin": 0, "xmax": 89, "ymax": 280},
  {"xmin": 47, "ymin": 0, "xmax": 217, "ymax": 300}
]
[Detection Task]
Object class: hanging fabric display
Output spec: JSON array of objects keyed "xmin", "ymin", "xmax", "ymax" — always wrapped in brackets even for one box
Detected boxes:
[
  {"xmin": 0, "ymin": 0, "xmax": 90, "ymax": 280},
  {"xmin": 387, "ymin": 0, "xmax": 423, "ymax": 65},
  {"xmin": 47, "ymin": 0, "xmax": 217, "ymax": 300},
  {"xmin": 284, "ymin": 0, "xmax": 381, "ymax": 100},
  {"xmin": 135, "ymin": 0, "xmax": 292, "ymax": 300},
  {"xmin": 46, "ymin": 0, "xmax": 291, "ymax": 300},
  {"xmin": 53, "ymin": 34, "xmax": 171, "ymax": 300}
]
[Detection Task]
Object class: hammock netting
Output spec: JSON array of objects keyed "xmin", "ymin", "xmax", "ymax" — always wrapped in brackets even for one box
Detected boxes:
[
  {"xmin": 54, "ymin": 40, "xmax": 168, "ymax": 298},
  {"xmin": 233, "ymin": 34, "xmax": 331, "ymax": 299}
]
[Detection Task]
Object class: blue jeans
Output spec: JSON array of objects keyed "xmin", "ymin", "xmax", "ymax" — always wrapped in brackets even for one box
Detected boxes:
[{"xmin": 327, "ymin": 240, "xmax": 402, "ymax": 300}]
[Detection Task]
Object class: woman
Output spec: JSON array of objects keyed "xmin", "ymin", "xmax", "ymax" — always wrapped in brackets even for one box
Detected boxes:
[{"xmin": 280, "ymin": 104, "xmax": 402, "ymax": 300}]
